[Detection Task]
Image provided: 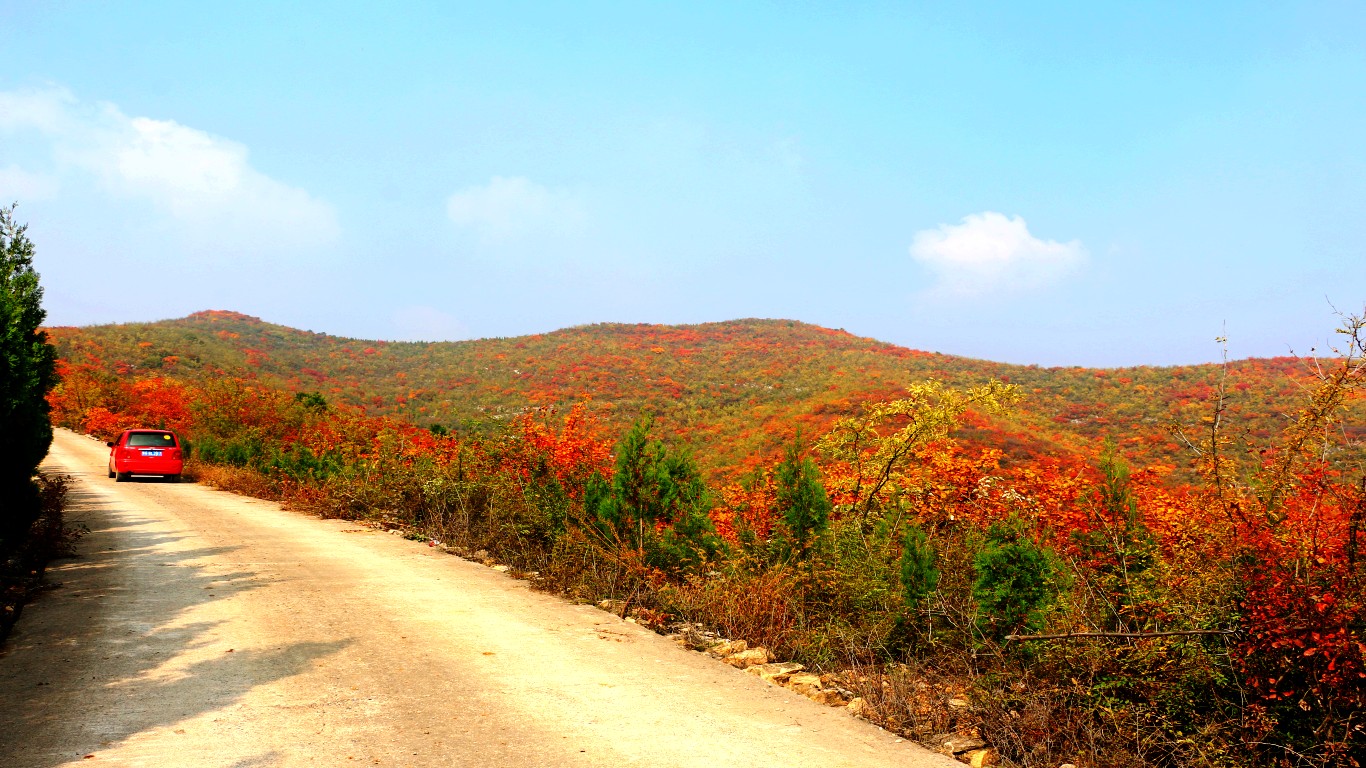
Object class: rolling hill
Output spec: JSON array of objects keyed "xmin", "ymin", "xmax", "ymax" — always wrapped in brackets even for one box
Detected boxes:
[{"xmin": 44, "ymin": 310, "xmax": 1363, "ymax": 476}]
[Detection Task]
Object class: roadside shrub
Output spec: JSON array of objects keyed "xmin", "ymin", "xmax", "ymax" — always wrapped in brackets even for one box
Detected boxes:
[
  {"xmin": 900, "ymin": 522, "xmax": 939, "ymax": 606},
  {"xmin": 973, "ymin": 516, "xmax": 1060, "ymax": 640},
  {"xmin": 660, "ymin": 565, "xmax": 803, "ymax": 657},
  {"xmin": 587, "ymin": 416, "xmax": 722, "ymax": 573},
  {"xmin": 773, "ymin": 435, "xmax": 831, "ymax": 562},
  {"xmin": 0, "ymin": 205, "xmax": 58, "ymax": 549}
]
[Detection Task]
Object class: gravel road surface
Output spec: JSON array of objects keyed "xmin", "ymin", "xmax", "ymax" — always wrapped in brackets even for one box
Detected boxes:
[{"xmin": 0, "ymin": 429, "xmax": 958, "ymax": 768}]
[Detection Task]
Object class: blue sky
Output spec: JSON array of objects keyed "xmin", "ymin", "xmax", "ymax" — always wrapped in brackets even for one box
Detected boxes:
[{"xmin": 2, "ymin": 2, "xmax": 1363, "ymax": 366}]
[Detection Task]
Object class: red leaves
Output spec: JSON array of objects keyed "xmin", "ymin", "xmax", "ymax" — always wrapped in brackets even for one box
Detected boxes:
[
  {"xmin": 509, "ymin": 401, "xmax": 614, "ymax": 491},
  {"xmin": 1235, "ymin": 518, "xmax": 1366, "ymax": 715}
]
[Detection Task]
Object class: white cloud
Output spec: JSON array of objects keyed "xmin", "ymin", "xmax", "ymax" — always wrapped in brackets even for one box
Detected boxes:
[
  {"xmin": 0, "ymin": 86, "xmax": 339, "ymax": 251},
  {"xmin": 446, "ymin": 176, "xmax": 585, "ymax": 243},
  {"xmin": 0, "ymin": 165, "xmax": 60, "ymax": 201},
  {"xmin": 391, "ymin": 305, "xmax": 469, "ymax": 341},
  {"xmin": 910, "ymin": 211, "xmax": 1086, "ymax": 296},
  {"xmin": 0, "ymin": 86, "xmax": 76, "ymax": 133}
]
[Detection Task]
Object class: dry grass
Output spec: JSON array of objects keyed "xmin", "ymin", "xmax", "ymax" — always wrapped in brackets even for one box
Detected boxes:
[
  {"xmin": 660, "ymin": 567, "xmax": 803, "ymax": 656},
  {"xmin": 185, "ymin": 461, "xmax": 278, "ymax": 499}
]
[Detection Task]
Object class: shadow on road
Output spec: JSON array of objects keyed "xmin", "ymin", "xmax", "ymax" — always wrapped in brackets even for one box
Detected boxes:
[{"xmin": 0, "ymin": 475, "xmax": 351, "ymax": 767}]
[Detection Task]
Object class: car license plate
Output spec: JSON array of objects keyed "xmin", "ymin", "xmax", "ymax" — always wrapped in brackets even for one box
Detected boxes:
[{"xmin": 141, "ymin": 450, "xmax": 162, "ymax": 457}]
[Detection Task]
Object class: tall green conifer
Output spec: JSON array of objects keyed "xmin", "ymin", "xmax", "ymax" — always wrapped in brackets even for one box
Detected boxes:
[
  {"xmin": 0, "ymin": 204, "xmax": 58, "ymax": 545},
  {"xmin": 775, "ymin": 435, "xmax": 831, "ymax": 560}
]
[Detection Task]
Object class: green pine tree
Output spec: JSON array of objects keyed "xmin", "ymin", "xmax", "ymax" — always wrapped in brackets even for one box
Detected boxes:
[
  {"xmin": 775, "ymin": 435, "xmax": 831, "ymax": 561},
  {"xmin": 590, "ymin": 416, "xmax": 719, "ymax": 570},
  {"xmin": 0, "ymin": 204, "xmax": 58, "ymax": 547}
]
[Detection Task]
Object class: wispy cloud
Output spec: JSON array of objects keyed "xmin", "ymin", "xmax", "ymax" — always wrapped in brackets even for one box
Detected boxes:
[
  {"xmin": 0, "ymin": 87, "xmax": 75, "ymax": 133},
  {"xmin": 910, "ymin": 211, "xmax": 1086, "ymax": 296},
  {"xmin": 0, "ymin": 85, "xmax": 339, "ymax": 251},
  {"xmin": 0, "ymin": 164, "xmax": 60, "ymax": 201},
  {"xmin": 446, "ymin": 176, "xmax": 586, "ymax": 243}
]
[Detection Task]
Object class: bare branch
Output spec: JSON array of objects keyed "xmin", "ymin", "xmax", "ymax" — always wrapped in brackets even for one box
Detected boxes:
[{"xmin": 1005, "ymin": 629, "xmax": 1236, "ymax": 642}]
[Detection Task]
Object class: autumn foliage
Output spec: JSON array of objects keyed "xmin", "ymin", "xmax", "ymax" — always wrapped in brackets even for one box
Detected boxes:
[{"xmin": 43, "ymin": 308, "xmax": 1366, "ymax": 767}]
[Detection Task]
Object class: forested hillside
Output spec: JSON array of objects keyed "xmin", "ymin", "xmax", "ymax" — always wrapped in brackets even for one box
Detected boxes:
[
  {"xmin": 40, "ymin": 308, "xmax": 1366, "ymax": 765},
  {"xmin": 44, "ymin": 309, "xmax": 1360, "ymax": 475}
]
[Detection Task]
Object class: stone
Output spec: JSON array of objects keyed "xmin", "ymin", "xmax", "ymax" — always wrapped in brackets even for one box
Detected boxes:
[
  {"xmin": 472, "ymin": 549, "xmax": 489, "ymax": 561},
  {"xmin": 707, "ymin": 639, "xmax": 747, "ymax": 658},
  {"xmin": 846, "ymin": 697, "xmax": 867, "ymax": 716},
  {"xmin": 948, "ymin": 697, "xmax": 971, "ymax": 709},
  {"xmin": 938, "ymin": 734, "xmax": 986, "ymax": 755},
  {"xmin": 491, "ymin": 564, "xmax": 509, "ymax": 572},
  {"xmin": 745, "ymin": 662, "xmax": 804, "ymax": 683},
  {"xmin": 805, "ymin": 688, "xmax": 847, "ymax": 706},
  {"xmin": 785, "ymin": 673, "xmax": 823, "ymax": 695},
  {"xmin": 596, "ymin": 599, "xmax": 626, "ymax": 614},
  {"xmin": 967, "ymin": 749, "xmax": 998, "ymax": 768},
  {"xmin": 724, "ymin": 648, "xmax": 771, "ymax": 669}
]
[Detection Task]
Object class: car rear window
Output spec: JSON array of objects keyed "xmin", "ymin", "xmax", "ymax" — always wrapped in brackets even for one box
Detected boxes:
[{"xmin": 127, "ymin": 432, "xmax": 177, "ymax": 447}]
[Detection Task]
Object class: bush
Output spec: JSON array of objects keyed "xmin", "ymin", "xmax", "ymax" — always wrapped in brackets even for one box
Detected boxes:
[
  {"xmin": 587, "ymin": 416, "xmax": 722, "ymax": 572},
  {"xmin": 973, "ymin": 517, "xmax": 1059, "ymax": 640},
  {"xmin": 0, "ymin": 205, "xmax": 58, "ymax": 548},
  {"xmin": 900, "ymin": 522, "xmax": 939, "ymax": 606},
  {"xmin": 774, "ymin": 435, "xmax": 831, "ymax": 561}
]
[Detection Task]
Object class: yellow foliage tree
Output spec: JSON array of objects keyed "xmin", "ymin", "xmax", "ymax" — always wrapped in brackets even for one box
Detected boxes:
[{"xmin": 816, "ymin": 379, "xmax": 1022, "ymax": 526}]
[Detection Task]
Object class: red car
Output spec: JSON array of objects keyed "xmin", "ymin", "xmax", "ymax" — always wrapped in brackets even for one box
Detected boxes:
[{"xmin": 107, "ymin": 429, "xmax": 184, "ymax": 482}]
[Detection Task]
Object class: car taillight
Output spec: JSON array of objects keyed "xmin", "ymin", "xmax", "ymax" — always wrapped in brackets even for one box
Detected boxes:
[{"xmin": 170, "ymin": 448, "xmax": 182, "ymax": 460}]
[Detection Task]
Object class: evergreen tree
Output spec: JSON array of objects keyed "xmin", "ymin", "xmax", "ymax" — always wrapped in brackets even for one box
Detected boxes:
[
  {"xmin": 972, "ymin": 517, "xmax": 1057, "ymax": 639},
  {"xmin": 899, "ymin": 522, "xmax": 939, "ymax": 605},
  {"xmin": 0, "ymin": 205, "xmax": 58, "ymax": 546},
  {"xmin": 774, "ymin": 434, "xmax": 831, "ymax": 560},
  {"xmin": 590, "ymin": 416, "xmax": 719, "ymax": 570}
]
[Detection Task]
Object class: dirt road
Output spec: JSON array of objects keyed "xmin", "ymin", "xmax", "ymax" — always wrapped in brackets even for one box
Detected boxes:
[{"xmin": 0, "ymin": 429, "xmax": 958, "ymax": 768}]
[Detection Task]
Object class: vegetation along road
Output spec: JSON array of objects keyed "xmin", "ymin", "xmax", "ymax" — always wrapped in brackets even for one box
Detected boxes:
[{"xmin": 0, "ymin": 429, "xmax": 958, "ymax": 768}]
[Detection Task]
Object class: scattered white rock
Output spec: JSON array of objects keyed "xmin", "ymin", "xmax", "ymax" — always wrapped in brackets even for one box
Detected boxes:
[
  {"xmin": 805, "ymin": 688, "xmax": 846, "ymax": 706},
  {"xmin": 966, "ymin": 748, "xmax": 998, "ymax": 768},
  {"xmin": 706, "ymin": 639, "xmax": 747, "ymax": 658},
  {"xmin": 596, "ymin": 599, "xmax": 626, "ymax": 614},
  {"xmin": 935, "ymin": 734, "xmax": 986, "ymax": 755},
  {"xmin": 785, "ymin": 673, "xmax": 823, "ymax": 696},
  {"xmin": 745, "ymin": 662, "xmax": 804, "ymax": 683},
  {"xmin": 724, "ymin": 648, "xmax": 771, "ymax": 669}
]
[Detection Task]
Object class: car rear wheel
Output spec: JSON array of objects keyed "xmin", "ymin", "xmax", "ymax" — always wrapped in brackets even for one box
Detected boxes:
[
  {"xmin": 108, "ymin": 468, "xmax": 115, "ymax": 478},
  {"xmin": 166, "ymin": 474, "xmax": 180, "ymax": 483},
  {"xmin": 115, "ymin": 472, "xmax": 129, "ymax": 482}
]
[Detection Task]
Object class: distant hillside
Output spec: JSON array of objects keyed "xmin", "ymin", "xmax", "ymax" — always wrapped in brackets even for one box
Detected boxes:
[{"xmin": 45, "ymin": 310, "xmax": 1363, "ymax": 475}]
